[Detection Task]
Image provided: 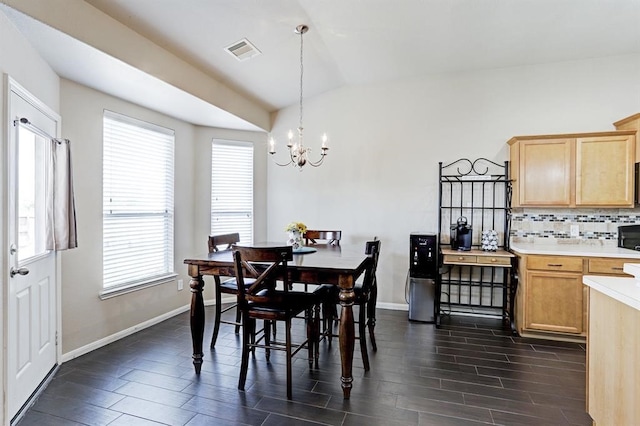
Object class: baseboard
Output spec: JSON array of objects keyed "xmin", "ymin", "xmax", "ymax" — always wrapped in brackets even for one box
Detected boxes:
[
  {"xmin": 61, "ymin": 304, "xmax": 190, "ymax": 362},
  {"xmin": 377, "ymin": 302, "xmax": 408, "ymax": 311},
  {"xmin": 61, "ymin": 296, "xmax": 403, "ymax": 363}
]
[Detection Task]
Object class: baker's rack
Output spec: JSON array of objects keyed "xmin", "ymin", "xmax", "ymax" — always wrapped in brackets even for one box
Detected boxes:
[{"xmin": 437, "ymin": 158, "xmax": 517, "ymax": 330}]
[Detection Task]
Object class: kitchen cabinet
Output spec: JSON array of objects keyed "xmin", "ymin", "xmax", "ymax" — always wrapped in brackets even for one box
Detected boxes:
[
  {"xmin": 614, "ymin": 112, "xmax": 640, "ymax": 161},
  {"xmin": 583, "ymin": 276, "xmax": 640, "ymax": 425},
  {"xmin": 514, "ymin": 252, "xmax": 638, "ymax": 340},
  {"xmin": 524, "ymin": 257, "xmax": 584, "ymax": 334},
  {"xmin": 508, "ymin": 131, "xmax": 636, "ymax": 208}
]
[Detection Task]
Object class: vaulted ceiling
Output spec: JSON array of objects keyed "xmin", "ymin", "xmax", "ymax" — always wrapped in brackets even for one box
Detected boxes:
[{"xmin": 2, "ymin": 0, "xmax": 640, "ymax": 131}]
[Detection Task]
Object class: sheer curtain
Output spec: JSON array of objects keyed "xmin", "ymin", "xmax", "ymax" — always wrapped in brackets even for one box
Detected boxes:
[{"xmin": 46, "ymin": 138, "xmax": 77, "ymax": 250}]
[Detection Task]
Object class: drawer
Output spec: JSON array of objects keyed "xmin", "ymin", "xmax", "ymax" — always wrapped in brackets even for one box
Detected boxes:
[
  {"xmin": 476, "ymin": 255, "xmax": 512, "ymax": 266},
  {"xmin": 527, "ymin": 256, "xmax": 583, "ymax": 272},
  {"xmin": 587, "ymin": 258, "xmax": 632, "ymax": 275},
  {"xmin": 443, "ymin": 254, "xmax": 477, "ymax": 264}
]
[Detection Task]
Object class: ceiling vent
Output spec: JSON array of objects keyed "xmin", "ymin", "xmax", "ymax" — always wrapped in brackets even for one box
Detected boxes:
[{"xmin": 225, "ymin": 38, "xmax": 261, "ymax": 61}]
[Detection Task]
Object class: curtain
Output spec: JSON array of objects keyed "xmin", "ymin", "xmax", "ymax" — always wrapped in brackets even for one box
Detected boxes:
[{"xmin": 46, "ymin": 138, "xmax": 78, "ymax": 250}]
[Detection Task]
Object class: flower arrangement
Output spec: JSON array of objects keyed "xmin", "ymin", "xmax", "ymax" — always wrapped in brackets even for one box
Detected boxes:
[{"xmin": 285, "ymin": 221, "xmax": 307, "ymax": 234}]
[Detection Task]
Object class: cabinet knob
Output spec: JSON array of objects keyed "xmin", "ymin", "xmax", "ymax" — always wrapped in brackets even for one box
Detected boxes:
[
  {"xmin": 490, "ymin": 258, "xmax": 497, "ymax": 262},
  {"xmin": 458, "ymin": 256, "xmax": 464, "ymax": 260}
]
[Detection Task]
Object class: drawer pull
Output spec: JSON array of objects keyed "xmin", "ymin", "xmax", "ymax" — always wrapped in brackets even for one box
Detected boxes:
[
  {"xmin": 547, "ymin": 263, "xmax": 563, "ymax": 267},
  {"xmin": 490, "ymin": 258, "xmax": 497, "ymax": 262},
  {"xmin": 612, "ymin": 267, "xmax": 623, "ymax": 271},
  {"xmin": 458, "ymin": 256, "xmax": 465, "ymax": 260}
]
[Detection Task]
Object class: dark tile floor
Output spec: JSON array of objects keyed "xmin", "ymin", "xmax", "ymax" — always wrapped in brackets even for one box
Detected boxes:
[{"xmin": 17, "ymin": 306, "xmax": 592, "ymax": 425}]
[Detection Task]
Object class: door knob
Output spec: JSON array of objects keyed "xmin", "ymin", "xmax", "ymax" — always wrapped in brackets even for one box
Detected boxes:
[{"xmin": 10, "ymin": 267, "xmax": 29, "ymax": 277}]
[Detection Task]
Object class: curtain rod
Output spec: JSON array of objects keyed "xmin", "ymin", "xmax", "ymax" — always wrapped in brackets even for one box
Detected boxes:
[{"xmin": 13, "ymin": 117, "xmax": 68, "ymax": 144}]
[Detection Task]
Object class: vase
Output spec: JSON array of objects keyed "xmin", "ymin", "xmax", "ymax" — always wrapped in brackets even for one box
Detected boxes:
[{"xmin": 287, "ymin": 230, "xmax": 303, "ymax": 250}]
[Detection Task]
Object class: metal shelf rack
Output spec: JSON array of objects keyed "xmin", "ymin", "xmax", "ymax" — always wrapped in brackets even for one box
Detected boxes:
[{"xmin": 437, "ymin": 158, "xmax": 517, "ymax": 331}]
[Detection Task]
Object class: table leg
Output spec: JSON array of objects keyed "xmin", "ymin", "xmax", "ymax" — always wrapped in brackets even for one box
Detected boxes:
[
  {"xmin": 338, "ymin": 276, "xmax": 355, "ymax": 399},
  {"xmin": 188, "ymin": 265, "xmax": 205, "ymax": 374}
]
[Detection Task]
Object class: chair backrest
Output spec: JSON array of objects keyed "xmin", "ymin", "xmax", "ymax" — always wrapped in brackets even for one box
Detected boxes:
[
  {"xmin": 208, "ymin": 232, "xmax": 240, "ymax": 253},
  {"xmin": 362, "ymin": 239, "xmax": 381, "ymax": 292},
  {"xmin": 304, "ymin": 230, "xmax": 342, "ymax": 246},
  {"xmin": 232, "ymin": 245, "xmax": 293, "ymax": 306}
]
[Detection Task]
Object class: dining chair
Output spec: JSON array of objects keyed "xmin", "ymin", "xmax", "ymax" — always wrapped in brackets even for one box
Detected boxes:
[
  {"xmin": 233, "ymin": 245, "xmax": 321, "ymax": 400},
  {"xmin": 297, "ymin": 229, "xmax": 343, "ymax": 294},
  {"xmin": 316, "ymin": 238, "xmax": 381, "ymax": 371},
  {"xmin": 304, "ymin": 230, "xmax": 342, "ymax": 246},
  {"xmin": 208, "ymin": 232, "xmax": 253, "ymax": 348}
]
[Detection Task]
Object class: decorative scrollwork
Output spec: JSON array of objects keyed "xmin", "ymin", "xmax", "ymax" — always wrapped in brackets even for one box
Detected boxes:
[{"xmin": 441, "ymin": 157, "xmax": 506, "ymax": 177}]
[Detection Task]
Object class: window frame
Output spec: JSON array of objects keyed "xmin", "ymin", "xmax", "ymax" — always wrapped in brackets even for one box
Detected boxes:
[
  {"xmin": 101, "ymin": 110, "xmax": 176, "ymax": 299},
  {"xmin": 210, "ymin": 139, "xmax": 254, "ymax": 244}
]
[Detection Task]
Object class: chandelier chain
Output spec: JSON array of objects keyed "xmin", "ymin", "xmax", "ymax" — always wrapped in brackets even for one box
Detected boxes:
[{"xmin": 299, "ymin": 29, "xmax": 304, "ymax": 131}]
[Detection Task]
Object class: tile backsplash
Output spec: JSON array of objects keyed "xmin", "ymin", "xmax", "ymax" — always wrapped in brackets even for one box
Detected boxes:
[{"xmin": 510, "ymin": 208, "xmax": 640, "ymax": 246}]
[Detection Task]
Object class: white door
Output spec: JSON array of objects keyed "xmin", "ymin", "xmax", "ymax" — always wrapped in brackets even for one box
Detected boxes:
[{"xmin": 6, "ymin": 80, "xmax": 58, "ymax": 420}]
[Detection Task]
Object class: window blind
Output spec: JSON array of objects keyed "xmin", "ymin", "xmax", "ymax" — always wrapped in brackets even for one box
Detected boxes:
[
  {"xmin": 211, "ymin": 140, "xmax": 253, "ymax": 244},
  {"xmin": 103, "ymin": 110, "xmax": 175, "ymax": 289}
]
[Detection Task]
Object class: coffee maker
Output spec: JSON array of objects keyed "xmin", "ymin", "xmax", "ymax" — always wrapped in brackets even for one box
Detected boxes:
[{"xmin": 450, "ymin": 216, "xmax": 472, "ymax": 251}]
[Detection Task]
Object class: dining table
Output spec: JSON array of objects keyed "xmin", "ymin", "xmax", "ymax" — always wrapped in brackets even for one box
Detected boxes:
[{"xmin": 183, "ymin": 242, "xmax": 371, "ymax": 399}]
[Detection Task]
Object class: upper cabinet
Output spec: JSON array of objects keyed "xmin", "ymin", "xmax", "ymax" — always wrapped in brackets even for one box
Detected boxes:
[
  {"xmin": 509, "ymin": 131, "xmax": 636, "ymax": 208},
  {"xmin": 614, "ymin": 113, "xmax": 640, "ymax": 161}
]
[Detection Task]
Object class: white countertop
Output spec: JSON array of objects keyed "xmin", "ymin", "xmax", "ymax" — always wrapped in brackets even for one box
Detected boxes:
[
  {"xmin": 510, "ymin": 242, "xmax": 640, "ymax": 259},
  {"xmin": 583, "ymin": 270, "xmax": 640, "ymax": 311}
]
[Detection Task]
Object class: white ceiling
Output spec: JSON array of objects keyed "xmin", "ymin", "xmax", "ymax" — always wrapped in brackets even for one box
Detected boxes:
[{"xmin": 3, "ymin": 0, "xmax": 640, "ymax": 130}]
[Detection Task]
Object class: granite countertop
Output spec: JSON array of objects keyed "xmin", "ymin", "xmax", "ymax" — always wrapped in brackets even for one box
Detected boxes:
[{"xmin": 510, "ymin": 242, "xmax": 640, "ymax": 259}]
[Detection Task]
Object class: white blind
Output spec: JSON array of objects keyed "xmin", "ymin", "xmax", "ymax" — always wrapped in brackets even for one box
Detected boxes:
[
  {"xmin": 103, "ymin": 110, "xmax": 175, "ymax": 289},
  {"xmin": 211, "ymin": 140, "xmax": 253, "ymax": 243}
]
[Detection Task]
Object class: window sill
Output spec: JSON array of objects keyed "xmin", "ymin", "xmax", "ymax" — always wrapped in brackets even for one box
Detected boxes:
[{"xmin": 99, "ymin": 273, "xmax": 178, "ymax": 300}]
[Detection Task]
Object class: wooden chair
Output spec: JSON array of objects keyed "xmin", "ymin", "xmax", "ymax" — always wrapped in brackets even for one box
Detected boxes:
[
  {"xmin": 233, "ymin": 245, "xmax": 320, "ymax": 400},
  {"xmin": 298, "ymin": 230, "xmax": 342, "ymax": 294},
  {"xmin": 208, "ymin": 232, "xmax": 251, "ymax": 348},
  {"xmin": 304, "ymin": 230, "xmax": 342, "ymax": 246},
  {"xmin": 316, "ymin": 238, "xmax": 381, "ymax": 371}
]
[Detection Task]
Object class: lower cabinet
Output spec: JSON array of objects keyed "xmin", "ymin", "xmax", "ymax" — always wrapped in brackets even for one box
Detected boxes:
[
  {"xmin": 525, "ymin": 270, "xmax": 584, "ymax": 334},
  {"xmin": 515, "ymin": 254, "xmax": 637, "ymax": 340}
]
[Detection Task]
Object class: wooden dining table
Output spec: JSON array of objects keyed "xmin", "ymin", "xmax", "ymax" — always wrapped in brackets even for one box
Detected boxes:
[{"xmin": 183, "ymin": 242, "xmax": 371, "ymax": 399}]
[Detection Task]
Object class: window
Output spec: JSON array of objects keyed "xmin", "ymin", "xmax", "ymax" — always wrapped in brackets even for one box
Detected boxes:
[
  {"xmin": 211, "ymin": 140, "xmax": 253, "ymax": 243},
  {"xmin": 17, "ymin": 126, "xmax": 48, "ymax": 262},
  {"xmin": 102, "ymin": 110, "xmax": 175, "ymax": 293}
]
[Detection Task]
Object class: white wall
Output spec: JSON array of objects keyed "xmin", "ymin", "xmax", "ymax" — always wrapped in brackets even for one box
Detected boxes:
[
  {"xmin": 267, "ymin": 53, "xmax": 640, "ymax": 308},
  {"xmin": 58, "ymin": 79, "xmax": 196, "ymax": 353},
  {"xmin": 0, "ymin": 8, "xmax": 61, "ymax": 426}
]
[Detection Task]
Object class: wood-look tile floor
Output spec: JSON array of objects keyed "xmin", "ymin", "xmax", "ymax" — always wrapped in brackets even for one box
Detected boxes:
[{"xmin": 16, "ymin": 306, "xmax": 592, "ymax": 425}]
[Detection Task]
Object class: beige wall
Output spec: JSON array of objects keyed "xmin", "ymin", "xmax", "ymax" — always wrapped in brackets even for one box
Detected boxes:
[
  {"xmin": 267, "ymin": 53, "xmax": 640, "ymax": 308},
  {"xmin": 59, "ymin": 79, "xmax": 268, "ymax": 353}
]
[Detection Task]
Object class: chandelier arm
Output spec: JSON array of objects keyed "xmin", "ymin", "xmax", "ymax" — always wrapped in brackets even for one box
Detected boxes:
[{"xmin": 306, "ymin": 151, "xmax": 328, "ymax": 167}]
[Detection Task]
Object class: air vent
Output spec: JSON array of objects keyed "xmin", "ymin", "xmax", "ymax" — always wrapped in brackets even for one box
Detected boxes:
[{"xmin": 225, "ymin": 38, "xmax": 261, "ymax": 61}]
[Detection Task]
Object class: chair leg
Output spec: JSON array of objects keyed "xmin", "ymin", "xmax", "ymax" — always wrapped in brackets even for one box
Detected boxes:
[
  {"xmin": 264, "ymin": 319, "xmax": 271, "ymax": 362},
  {"xmin": 359, "ymin": 303, "xmax": 370, "ymax": 371},
  {"xmin": 238, "ymin": 313, "xmax": 251, "ymax": 391},
  {"xmin": 234, "ymin": 306, "xmax": 242, "ymax": 335},
  {"xmin": 210, "ymin": 278, "xmax": 223, "ymax": 348},
  {"xmin": 306, "ymin": 307, "xmax": 313, "ymax": 368},
  {"xmin": 314, "ymin": 304, "xmax": 321, "ymax": 368},
  {"xmin": 368, "ymin": 282, "xmax": 378, "ymax": 352},
  {"xmin": 286, "ymin": 317, "xmax": 293, "ymax": 400}
]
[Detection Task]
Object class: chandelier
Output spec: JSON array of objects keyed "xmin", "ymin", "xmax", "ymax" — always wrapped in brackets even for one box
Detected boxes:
[{"xmin": 269, "ymin": 24, "xmax": 328, "ymax": 169}]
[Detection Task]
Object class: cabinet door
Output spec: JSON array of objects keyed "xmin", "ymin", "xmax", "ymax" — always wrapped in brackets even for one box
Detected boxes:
[
  {"xmin": 576, "ymin": 135, "xmax": 635, "ymax": 207},
  {"xmin": 525, "ymin": 270, "xmax": 584, "ymax": 334},
  {"xmin": 519, "ymin": 139, "xmax": 574, "ymax": 206}
]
